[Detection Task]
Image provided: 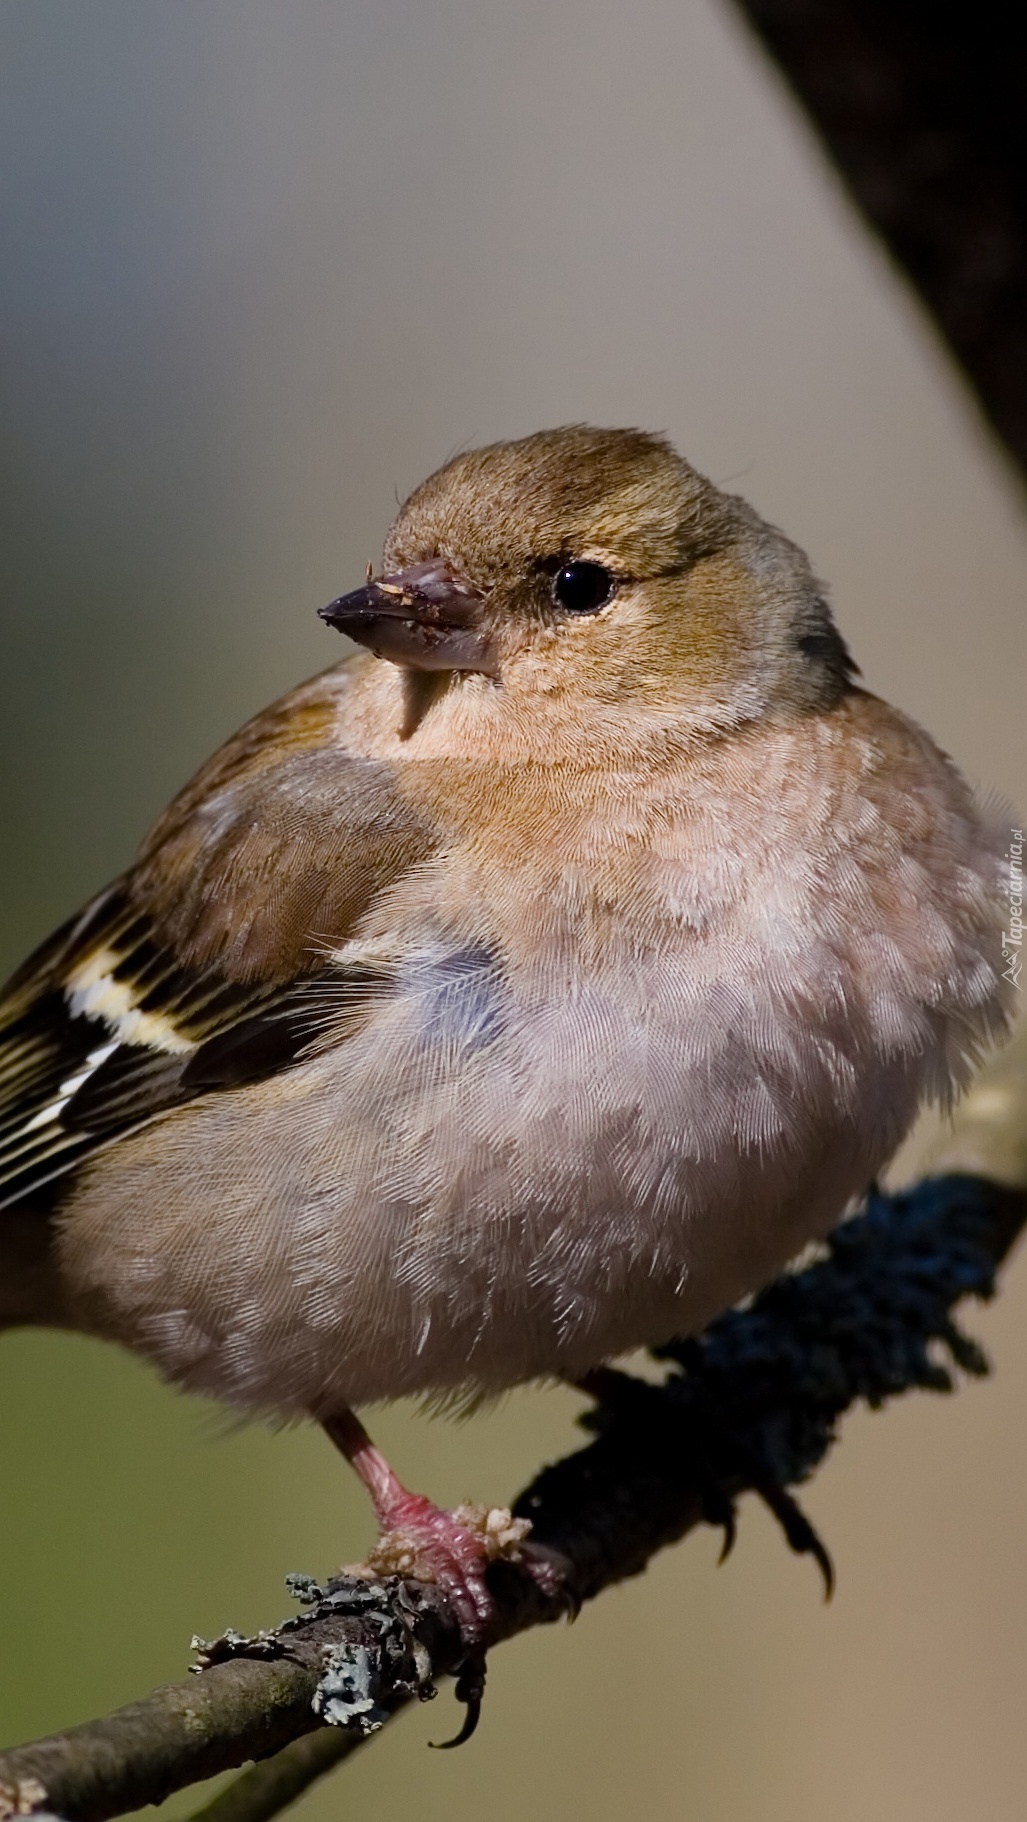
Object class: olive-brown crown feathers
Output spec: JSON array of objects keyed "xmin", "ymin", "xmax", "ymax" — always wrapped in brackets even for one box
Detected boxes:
[
  {"xmin": 321, "ymin": 425, "xmax": 856, "ymax": 739},
  {"xmin": 385, "ymin": 424, "xmax": 731, "ymax": 582}
]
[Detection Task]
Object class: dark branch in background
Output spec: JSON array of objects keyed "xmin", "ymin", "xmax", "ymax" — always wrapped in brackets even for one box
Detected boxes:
[
  {"xmin": 1, "ymin": 1167, "xmax": 1024, "ymax": 1822},
  {"xmin": 730, "ymin": 0, "xmax": 1027, "ymax": 482}
]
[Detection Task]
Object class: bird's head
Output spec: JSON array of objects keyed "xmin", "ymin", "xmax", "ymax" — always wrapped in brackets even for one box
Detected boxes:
[{"xmin": 321, "ymin": 426, "xmax": 855, "ymax": 747}]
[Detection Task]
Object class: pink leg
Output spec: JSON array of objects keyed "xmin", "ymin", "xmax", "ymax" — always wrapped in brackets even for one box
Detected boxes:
[
  {"xmin": 323, "ymin": 1406, "xmax": 414, "ymax": 1518},
  {"xmin": 322, "ymin": 1407, "xmax": 563, "ymax": 1646}
]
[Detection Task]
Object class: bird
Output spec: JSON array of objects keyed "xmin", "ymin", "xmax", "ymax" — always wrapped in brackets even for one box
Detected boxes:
[{"xmin": 0, "ymin": 424, "xmax": 1013, "ymax": 1646}]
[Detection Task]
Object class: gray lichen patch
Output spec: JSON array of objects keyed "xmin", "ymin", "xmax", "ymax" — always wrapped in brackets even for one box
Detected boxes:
[{"xmin": 191, "ymin": 1571, "xmax": 439, "ymax": 1732}]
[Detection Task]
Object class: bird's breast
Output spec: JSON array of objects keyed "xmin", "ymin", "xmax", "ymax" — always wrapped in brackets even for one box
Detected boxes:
[{"xmin": 55, "ymin": 692, "xmax": 1010, "ymax": 1413}]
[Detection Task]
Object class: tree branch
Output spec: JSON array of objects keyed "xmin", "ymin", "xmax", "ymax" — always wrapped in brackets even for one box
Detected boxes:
[
  {"xmin": 729, "ymin": 0, "xmax": 1027, "ymax": 483},
  {"xmin": 183, "ymin": 1730, "xmax": 360, "ymax": 1822}
]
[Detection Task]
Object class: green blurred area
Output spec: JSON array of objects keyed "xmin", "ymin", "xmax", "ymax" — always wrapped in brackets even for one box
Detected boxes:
[{"xmin": 3, "ymin": 3, "xmax": 1027, "ymax": 1818}]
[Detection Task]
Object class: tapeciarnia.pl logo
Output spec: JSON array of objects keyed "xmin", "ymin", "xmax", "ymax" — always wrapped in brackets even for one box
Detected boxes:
[{"xmin": 1003, "ymin": 827, "xmax": 1023, "ymax": 990}]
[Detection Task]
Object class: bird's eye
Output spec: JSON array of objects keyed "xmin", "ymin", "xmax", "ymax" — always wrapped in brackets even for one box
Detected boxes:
[{"xmin": 551, "ymin": 561, "xmax": 616, "ymax": 615}]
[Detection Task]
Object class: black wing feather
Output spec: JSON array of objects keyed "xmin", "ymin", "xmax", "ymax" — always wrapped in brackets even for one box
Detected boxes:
[{"xmin": 0, "ymin": 881, "xmax": 385, "ymax": 1211}]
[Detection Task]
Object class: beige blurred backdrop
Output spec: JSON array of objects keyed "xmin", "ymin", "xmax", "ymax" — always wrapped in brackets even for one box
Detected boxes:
[{"xmin": 2, "ymin": 3, "xmax": 1027, "ymax": 1818}]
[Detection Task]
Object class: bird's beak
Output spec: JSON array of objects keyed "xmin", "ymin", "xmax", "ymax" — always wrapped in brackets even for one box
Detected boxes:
[{"xmin": 319, "ymin": 559, "xmax": 494, "ymax": 674}]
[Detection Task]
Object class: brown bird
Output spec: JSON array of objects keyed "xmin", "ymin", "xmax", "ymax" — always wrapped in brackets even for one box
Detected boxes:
[{"xmin": 0, "ymin": 426, "xmax": 1012, "ymax": 1642}]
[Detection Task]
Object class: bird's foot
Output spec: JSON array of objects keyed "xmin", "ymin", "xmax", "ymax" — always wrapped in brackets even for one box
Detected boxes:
[
  {"xmin": 350, "ymin": 1501, "xmax": 566, "ymax": 1746},
  {"xmin": 324, "ymin": 1402, "xmax": 571, "ymax": 1733},
  {"xmin": 350, "ymin": 1491, "xmax": 545, "ymax": 1646}
]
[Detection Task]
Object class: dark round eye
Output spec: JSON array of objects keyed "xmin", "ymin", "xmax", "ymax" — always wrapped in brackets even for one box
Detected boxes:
[{"xmin": 551, "ymin": 561, "xmax": 615, "ymax": 615}]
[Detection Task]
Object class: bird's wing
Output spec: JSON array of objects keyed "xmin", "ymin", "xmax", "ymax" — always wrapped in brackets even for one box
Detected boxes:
[{"xmin": 0, "ymin": 671, "xmax": 438, "ymax": 1210}]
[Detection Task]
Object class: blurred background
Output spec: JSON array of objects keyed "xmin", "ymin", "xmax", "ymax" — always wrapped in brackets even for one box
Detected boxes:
[{"xmin": 2, "ymin": 3, "xmax": 1026, "ymax": 1818}]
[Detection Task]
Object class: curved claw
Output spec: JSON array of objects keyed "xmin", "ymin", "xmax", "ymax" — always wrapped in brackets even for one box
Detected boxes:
[
  {"xmin": 796, "ymin": 1522, "xmax": 835, "ymax": 1602},
  {"xmin": 696, "ymin": 1476, "xmax": 738, "ymax": 1563},
  {"xmin": 811, "ymin": 1536, "xmax": 836, "ymax": 1602},
  {"xmin": 716, "ymin": 1503, "xmax": 738, "ymax": 1565},
  {"xmin": 555, "ymin": 1573, "xmax": 584, "ymax": 1623},
  {"xmin": 431, "ymin": 1654, "xmax": 487, "ymax": 1749},
  {"xmin": 754, "ymin": 1479, "xmax": 835, "ymax": 1600}
]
